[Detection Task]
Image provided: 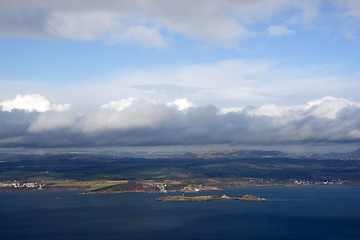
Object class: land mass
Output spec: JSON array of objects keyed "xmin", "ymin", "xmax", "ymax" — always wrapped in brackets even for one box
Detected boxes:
[
  {"xmin": 1, "ymin": 149, "xmax": 360, "ymax": 193},
  {"xmin": 157, "ymin": 194, "xmax": 268, "ymax": 202}
]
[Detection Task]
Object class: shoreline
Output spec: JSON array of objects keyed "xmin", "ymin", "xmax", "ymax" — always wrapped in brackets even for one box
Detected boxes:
[{"xmin": 0, "ymin": 181, "xmax": 353, "ymax": 194}]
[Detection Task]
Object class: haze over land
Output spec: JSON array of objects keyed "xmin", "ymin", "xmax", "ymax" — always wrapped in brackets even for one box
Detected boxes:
[{"xmin": 1, "ymin": 0, "xmax": 360, "ymax": 151}]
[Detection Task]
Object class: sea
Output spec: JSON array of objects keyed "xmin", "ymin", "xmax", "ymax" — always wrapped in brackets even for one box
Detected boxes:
[{"xmin": 1, "ymin": 185, "xmax": 360, "ymax": 240}]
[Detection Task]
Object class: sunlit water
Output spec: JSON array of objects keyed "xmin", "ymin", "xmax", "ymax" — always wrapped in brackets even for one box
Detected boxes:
[{"xmin": 1, "ymin": 185, "xmax": 360, "ymax": 240}]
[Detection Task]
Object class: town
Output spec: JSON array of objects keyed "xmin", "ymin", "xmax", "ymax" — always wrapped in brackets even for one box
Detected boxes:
[{"xmin": 0, "ymin": 180, "xmax": 45, "ymax": 189}]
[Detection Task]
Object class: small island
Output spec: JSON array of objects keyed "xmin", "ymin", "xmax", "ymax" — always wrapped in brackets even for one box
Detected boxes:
[{"xmin": 157, "ymin": 194, "xmax": 268, "ymax": 202}]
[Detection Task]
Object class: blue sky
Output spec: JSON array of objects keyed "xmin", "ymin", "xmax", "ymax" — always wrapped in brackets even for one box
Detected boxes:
[
  {"xmin": 1, "ymin": 18, "xmax": 359, "ymax": 86},
  {"xmin": 0, "ymin": 0, "xmax": 360, "ymax": 151}
]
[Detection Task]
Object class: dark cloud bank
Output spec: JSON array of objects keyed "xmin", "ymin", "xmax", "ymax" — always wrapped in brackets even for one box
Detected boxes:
[{"xmin": 1, "ymin": 96, "xmax": 360, "ymax": 148}]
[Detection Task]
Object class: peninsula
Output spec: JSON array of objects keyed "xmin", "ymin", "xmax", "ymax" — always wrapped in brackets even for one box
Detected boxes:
[{"xmin": 157, "ymin": 194, "xmax": 268, "ymax": 202}]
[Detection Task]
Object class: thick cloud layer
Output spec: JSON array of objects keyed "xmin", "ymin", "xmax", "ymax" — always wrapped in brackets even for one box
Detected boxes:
[
  {"xmin": 0, "ymin": 0, "xmax": 359, "ymax": 47},
  {"xmin": 0, "ymin": 94, "xmax": 360, "ymax": 148}
]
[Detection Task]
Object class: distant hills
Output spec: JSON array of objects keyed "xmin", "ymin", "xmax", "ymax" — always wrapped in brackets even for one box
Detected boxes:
[
  {"xmin": 126, "ymin": 148, "xmax": 360, "ymax": 160},
  {"xmin": 2, "ymin": 147, "xmax": 360, "ymax": 160},
  {"xmin": 181, "ymin": 149, "xmax": 360, "ymax": 160}
]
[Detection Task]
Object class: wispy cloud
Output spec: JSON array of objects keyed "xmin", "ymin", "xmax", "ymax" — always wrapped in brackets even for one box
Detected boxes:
[
  {"xmin": 1, "ymin": 59, "xmax": 358, "ymax": 109},
  {"xmin": 267, "ymin": 25, "xmax": 295, "ymax": 36}
]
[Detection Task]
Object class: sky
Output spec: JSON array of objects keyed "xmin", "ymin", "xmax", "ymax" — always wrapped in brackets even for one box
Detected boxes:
[{"xmin": 0, "ymin": 0, "xmax": 360, "ymax": 152}]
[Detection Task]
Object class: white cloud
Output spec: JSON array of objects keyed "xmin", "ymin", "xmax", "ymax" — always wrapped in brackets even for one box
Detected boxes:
[
  {"xmin": 335, "ymin": 0, "xmax": 360, "ymax": 19},
  {"xmin": 51, "ymin": 103, "xmax": 71, "ymax": 112},
  {"xmin": 28, "ymin": 111, "xmax": 76, "ymax": 133},
  {"xmin": 0, "ymin": 94, "xmax": 70, "ymax": 112},
  {"xmin": 101, "ymin": 97, "xmax": 137, "ymax": 111},
  {"xmin": 80, "ymin": 99, "xmax": 177, "ymax": 132},
  {"xmin": 302, "ymin": 96, "xmax": 360, "ymax": 119},
  {"xmin": 267, "ymin": 25, "xmax": 295, "ymax": 36},
  {"xmin": 46, "ymin": 11, "xmax": 120, "ymax": 41},
  {"xmin": 109, "ymin": 25, "xmax": 166, "ymax": 48},
  {"xmin": 243, "ymin": 96, "xmax": 360, "ymax": 120},
  {"xmin": 348, "ymin": 130, "xmax": 360, "ymax": 139},
  {"xmin": 219, "ymin": 107, "xmax": 244, "ymax": 115},
  {"xmin": 1, "ymin": 59, "xmax": 359, "ymax": 110},
  {"xmin": 46, "ymin": 11, "xmax": 166, "ymax": 47},
  {"xmin": 0, "ymin": 0, "xmax": 347, "ymax": 47},
  {"xmin": 332, "ymin": 0, "xmax": 360, "ymax": 38},
  {"xmin": 247, "ymin": 104, "xmax": 284, "ymax": 117},
  {"xmin": 167, "ymin": 98, "xmax": 195, "ymax": 111},
  {"xmin": 1, "ymin": 59, "xmax": 359, "ymax": 111}
]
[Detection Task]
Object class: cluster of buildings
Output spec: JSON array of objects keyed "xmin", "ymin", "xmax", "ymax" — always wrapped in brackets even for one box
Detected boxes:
[
  {"xmin": 0, "ymin": 180, "xmax": 45, "ymax": 189},
  {"xmin": 293, "ymin": 180, "xmax": 335, "ymax": 185}
]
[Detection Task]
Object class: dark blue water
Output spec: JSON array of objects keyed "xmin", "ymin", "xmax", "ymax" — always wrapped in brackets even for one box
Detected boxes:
[{"xmin": 1, "ymin": 185, "xmax": 360, "ymax": 240}]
